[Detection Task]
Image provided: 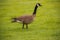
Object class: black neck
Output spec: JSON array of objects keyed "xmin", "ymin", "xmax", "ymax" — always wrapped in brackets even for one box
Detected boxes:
[{"xmin": 33, "ymin": 5, "xmax": 38, "ymax": 15}]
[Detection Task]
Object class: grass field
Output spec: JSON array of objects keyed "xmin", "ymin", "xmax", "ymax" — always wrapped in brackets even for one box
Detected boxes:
[{"xmin": 0, "ymin": 0, "xmax": 60, "ymax": 40}]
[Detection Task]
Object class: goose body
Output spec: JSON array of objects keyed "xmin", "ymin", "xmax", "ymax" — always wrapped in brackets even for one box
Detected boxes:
[{"xmin": 16, "ymin": 15, "xmax": 34, "ymax": 24}]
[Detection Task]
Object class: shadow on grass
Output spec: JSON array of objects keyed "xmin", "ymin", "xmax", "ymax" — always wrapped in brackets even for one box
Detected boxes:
[{"xmin": 7, "ymin": 27, "xmax": 34, "ymax": 32}]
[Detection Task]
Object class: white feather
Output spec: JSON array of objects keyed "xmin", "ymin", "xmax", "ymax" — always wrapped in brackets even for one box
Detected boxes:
[
  {"xmin": 16, "ymin": 20, "xmax": 21, "ymax": 22},
  {"xmin": 37, "ymin": 4, "xmax": 39, "ymax": 6}
]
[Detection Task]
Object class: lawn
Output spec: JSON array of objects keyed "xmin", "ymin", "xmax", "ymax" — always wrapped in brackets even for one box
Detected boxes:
[{"xmin": 0, "ymin": 0, "xmax": 60, "ymax": 40}]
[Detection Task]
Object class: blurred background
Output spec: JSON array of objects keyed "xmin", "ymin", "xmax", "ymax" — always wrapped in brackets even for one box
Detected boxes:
[{"xmin": 0, "ymin": 0, "xmax": 60, "ymax": 40}]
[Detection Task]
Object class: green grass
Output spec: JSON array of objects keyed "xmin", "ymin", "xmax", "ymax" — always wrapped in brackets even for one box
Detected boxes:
[{"xmin": 0, "ymin": 0, "xmax": 60, "ymax": 40}]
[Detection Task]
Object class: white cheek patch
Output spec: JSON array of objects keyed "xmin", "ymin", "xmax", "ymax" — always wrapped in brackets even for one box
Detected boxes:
[{"xmin": 37, "ymin": 4, "xmax": 39, "ymax": 6}]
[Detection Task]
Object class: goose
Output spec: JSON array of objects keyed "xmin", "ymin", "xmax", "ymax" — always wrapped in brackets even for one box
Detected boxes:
[{"xmin": 12, "ymin": 3, "xmax": 42, "ymax": 29}]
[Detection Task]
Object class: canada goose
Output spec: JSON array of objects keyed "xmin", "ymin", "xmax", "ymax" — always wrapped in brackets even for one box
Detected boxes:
[{"xmin": 12, "ymin": 3, "xmax": 42, "ymax": 29}]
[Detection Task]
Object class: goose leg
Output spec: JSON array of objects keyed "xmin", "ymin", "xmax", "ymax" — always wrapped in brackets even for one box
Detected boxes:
[
  {"xmin": 22, "ymin": 23, "xmax": 24, "ymax": 29},
  {"xmin": 26, "ymin": 24, "xmax": 28, "ymax": 29}
]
